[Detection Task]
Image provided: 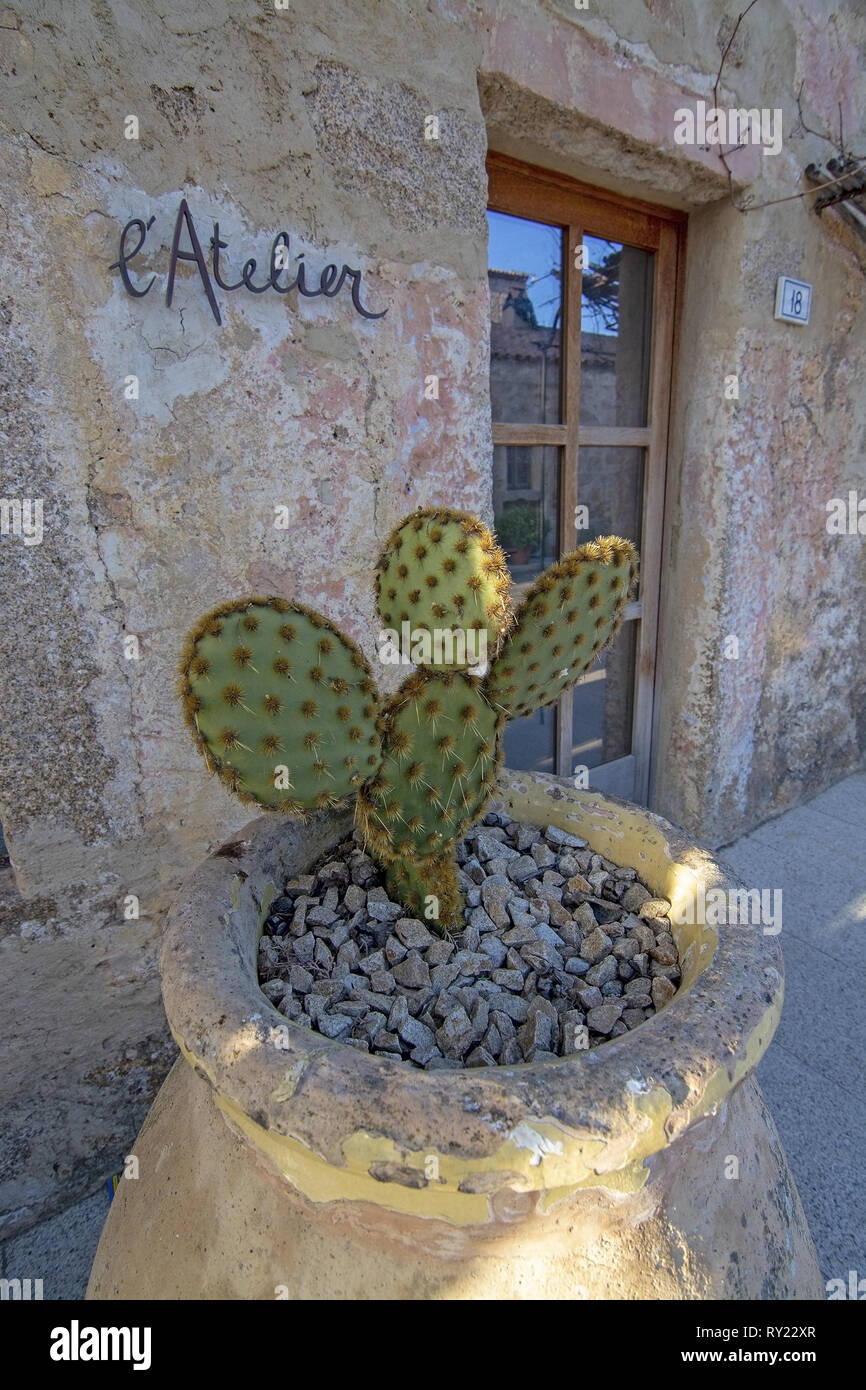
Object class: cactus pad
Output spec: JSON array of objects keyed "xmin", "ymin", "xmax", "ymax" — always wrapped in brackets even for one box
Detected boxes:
[
  {"xmin": 179, "ymin": 597, "xmax": 381, "ymax": 812},
  {"xmin": 357, "ymin": 670, "xmax": 502, "ymax": 862},
  {"xmin": 375, "ymin": 508, "xmax": 512, "ymax": 669},
  {"xmin": 484, "ymin": 537, "xmax": 638, "ymax": 719}
]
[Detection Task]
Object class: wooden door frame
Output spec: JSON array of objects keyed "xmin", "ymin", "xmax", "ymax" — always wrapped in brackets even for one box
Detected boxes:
[{"xmin": 486, "ymin": 152, "xmax": 686, "ymax": 805}]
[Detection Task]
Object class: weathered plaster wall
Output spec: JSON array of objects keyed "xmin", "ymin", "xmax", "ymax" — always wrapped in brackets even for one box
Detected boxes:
[
  {"xmin": 0, "ymin": 0, "xmax": 863, "ymax": 1231},
  {"xmin": 659, "ymin": 188, "xmax": 866, "ymax": 844}
]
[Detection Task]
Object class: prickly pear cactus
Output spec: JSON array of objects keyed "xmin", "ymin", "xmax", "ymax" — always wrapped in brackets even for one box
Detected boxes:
[{"xmin": 178, "ymin": 508, "xmax": 638, "ymax": 929}]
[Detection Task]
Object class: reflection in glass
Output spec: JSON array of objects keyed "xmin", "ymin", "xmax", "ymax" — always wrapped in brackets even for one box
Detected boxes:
[
  {"xmin": 580, "ymin": 237, "xmax": 653, "ymax": 428},
  {"xmin": 577, "ymin": 446, "xmax": 643, "ymax": 598},
  {"xmin": 487, "ymin": 210, "xmax": 563, "ymax": 425},
  {"xmin": 492, "ymin": 445, "xmax": 559, "ymax": 585},
  {"xmin": 503, "ymin": 703, "xmax": 557, "ymax": 777},
  {"xmin": 571, "ymin": 620, "xmax": 636, "ymax": 770}
]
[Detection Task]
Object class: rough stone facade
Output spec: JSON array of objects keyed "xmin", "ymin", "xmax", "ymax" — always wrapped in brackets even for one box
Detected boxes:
[{"xmin": 0, "ymin": 0, "xmax": 863, "ymax": 1231}]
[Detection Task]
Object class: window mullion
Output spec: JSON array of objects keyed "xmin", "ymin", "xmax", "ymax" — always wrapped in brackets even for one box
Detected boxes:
[{"xmin": 555, "ymin": 223, "xmax": 583, "ymax": 779}]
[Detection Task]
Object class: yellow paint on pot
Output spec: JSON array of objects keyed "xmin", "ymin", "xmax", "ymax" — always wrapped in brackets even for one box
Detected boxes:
[
  {"xmin": 177, "ymin": 985, "xmax": 766, "ymax": 1227},
  {"xmin": 215, "ymin": 1088, "xmax": 488, "ymax": 1224},
  {"xmin": 201, "ymin": 1049, "xmax": 675, "ymax": 1223},
  {"xmin": 215, "ymin": 1090, "xmax": 669, "ymax": 1224},
  {"xmin": 691, "ymin": 986, "xmax": 784, "ymax": 1124}
]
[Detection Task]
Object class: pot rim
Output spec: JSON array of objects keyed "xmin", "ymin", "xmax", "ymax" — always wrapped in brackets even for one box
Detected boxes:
[{"xmin": 160, "ymin": 769, "xmax": 783, "ymax": 1212}]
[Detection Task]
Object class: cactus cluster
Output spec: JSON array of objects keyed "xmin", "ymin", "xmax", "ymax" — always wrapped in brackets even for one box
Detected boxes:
[{"xmin": 179, "ymin": 507, "xmax": 638, "ymax": 928}]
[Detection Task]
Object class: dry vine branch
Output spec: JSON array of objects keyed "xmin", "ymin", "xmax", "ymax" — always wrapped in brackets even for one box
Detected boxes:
[
  {"xmin": 712, "ymin": 0, "xmax": 761, "ymax": 203},
  {"xmin": 794, "ymin": 83, "xmax": 843, "ymax": 151},
  {"xmin": 711, "ymin": 0, "xmax": 864, "ymax": 215}
]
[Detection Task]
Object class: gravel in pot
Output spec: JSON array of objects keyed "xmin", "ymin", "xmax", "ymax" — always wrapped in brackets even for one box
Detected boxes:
[{"xmin": 258, "ymin": 810, "xmax": 680, "ymax": 1069}]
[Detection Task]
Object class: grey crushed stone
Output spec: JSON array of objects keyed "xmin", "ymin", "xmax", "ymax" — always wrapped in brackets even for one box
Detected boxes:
[{"xmin": 258, "ymin": 816, "xmax": 681, "ymax": 1069}]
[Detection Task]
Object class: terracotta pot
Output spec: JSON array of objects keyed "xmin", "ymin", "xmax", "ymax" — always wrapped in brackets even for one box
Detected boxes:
[
  {"xmin": 506, "ymin": 545, "xmax": 531, "ymax": 565},
  {"xmin": 87, "ymin": 769, "xmax": 822, "ymax": 1301}
]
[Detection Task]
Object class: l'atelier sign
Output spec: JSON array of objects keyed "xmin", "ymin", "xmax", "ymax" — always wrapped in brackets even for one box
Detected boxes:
[{"xmin": 109, "ymin": 197, "xmax": 388, "ymax": 327}]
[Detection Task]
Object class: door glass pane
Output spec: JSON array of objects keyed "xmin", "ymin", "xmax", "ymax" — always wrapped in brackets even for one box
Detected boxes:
[
  {"xmin": 493, "ymin": 443, "xmax": 560, "ymax": 774},
  {"xmin": 577, "ymin": 446, "xmax": 644, "ymax": 598},
  {"xmin": 492, "ymin": 444, "xmax": 559, "ymax": 584},
  {"xmin": 571, "ymin": 620, "xmax": 637, "ymax": 771},
  {"xmin": 580, "ymin": 237, "xmax": 653, "ymax": 427},
  {"xmin": 503, "ymin": 703, "xmax": 558, "ymax": 777},
  {"xmin": 488, "ymin": 210, "xmax": 564, "ymax": 424}
]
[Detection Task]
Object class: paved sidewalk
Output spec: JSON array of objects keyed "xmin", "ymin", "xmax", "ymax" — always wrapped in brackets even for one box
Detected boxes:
[
  {"xmin": 0, "ymin": 1187, "xmax": 110, "ymax": 1300},
  {"xmin": 2, "ymin": 771, "xmax": 863, "ymax": 1297},
  {"xmin": 720, "ymin": 770, "xmax": 866, "ymax": 1290}
]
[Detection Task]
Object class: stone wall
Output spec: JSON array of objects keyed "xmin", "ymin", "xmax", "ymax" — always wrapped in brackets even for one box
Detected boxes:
[{"xmin": 0, "ymin": 0, "xmax": 863, "ymax": 1230}]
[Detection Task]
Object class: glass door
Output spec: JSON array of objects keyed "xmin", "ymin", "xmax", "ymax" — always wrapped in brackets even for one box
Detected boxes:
[{"xmin": 487, "ymin": 155, "xmax": 683, "ymax": 804}]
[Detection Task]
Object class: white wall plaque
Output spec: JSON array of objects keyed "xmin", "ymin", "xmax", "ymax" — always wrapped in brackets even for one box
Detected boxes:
[{"xmin": 774, "ymin": 276, "xmax": 812, "ymax": 324}]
